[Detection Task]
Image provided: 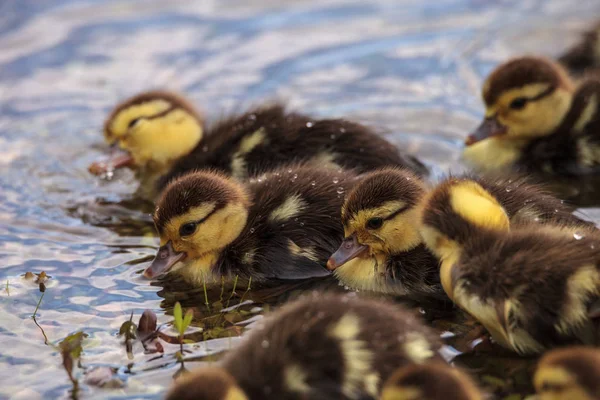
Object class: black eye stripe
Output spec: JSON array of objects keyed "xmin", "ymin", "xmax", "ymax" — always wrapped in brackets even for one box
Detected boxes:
[
  {"xmin": 178, "ymin": 207, "xmax": 221, "ymax": 236},
  {"xmin": 383, "ymin": 205, "xmax": 409, "ymax": 221},
  {"xmin": 509, "ymin": 85, "xmax": 556, "ymax": 109}
]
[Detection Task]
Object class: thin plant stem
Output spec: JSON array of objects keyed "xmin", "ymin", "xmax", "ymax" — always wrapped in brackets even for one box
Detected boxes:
[
  {"xmin": 32, "ymin": 291, "xmax": 45, "ymax": 318},
  {"xmin": 202, "ymin": 279, "xmax": 210, "ymax": 312},
  {"xmin": 226, "ymin": 276, "xmax": 239, "ymax": 307},
  {"xmin": 239, "ymin": 277, "xmax": 252, "ymax": 304}
]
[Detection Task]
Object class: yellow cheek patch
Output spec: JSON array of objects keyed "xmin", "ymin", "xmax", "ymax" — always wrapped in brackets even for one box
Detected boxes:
[
  {"xmin": 109, "ymin": 99, "xmax": 172, "ymax": 139},
  {"xmin": 230, "ymin": 128, "xmax": 267, "ymax": 179},
  {"xmin": 269, "ymin": 194, "xmax": 307, "ymax": 222},
  {"xmin": 449, "ymin": 181, "xmax": 509, "ymax": 232}
]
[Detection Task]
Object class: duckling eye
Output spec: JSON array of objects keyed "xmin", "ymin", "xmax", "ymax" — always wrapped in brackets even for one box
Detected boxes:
[
  {"xmin": 366, "ymin": 217, "xmax": 383, "ymax": 230},
  {"xmin": 509, "ymin": 97, "xmax": 528, "ymax": 110},
  {"xmin": 128, "ymin": 118, "xmax": 142, "ymax": 129},
  {"xmin": 179, "ymin": 222, "xmax": 197, "ymax": 237}
]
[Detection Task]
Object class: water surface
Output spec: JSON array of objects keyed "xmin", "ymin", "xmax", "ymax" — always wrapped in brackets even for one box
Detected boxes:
[{"xmin": 2, "ymin": 0, "xmax": 600, "ymax": 398}]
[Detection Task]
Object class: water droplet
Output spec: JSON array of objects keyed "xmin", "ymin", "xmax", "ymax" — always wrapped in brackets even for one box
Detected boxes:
[
  {"xmin": 294, "ymin": 217, "xmax": 299, "ymax": 222},
  {"xmin": 418, "ymin": 308, "xmax": 426, "ymax": 315},
  {"xmin": 505, "ymin": 187, "xmax": 512, "ymax": 192},
  {"xmin": 311, "ymin": 181, "xmax": 316, "ymax": 186},
  {"xmin": 332, "ymin": 177, "xmax": 339, "ymax": 184},
  {"xmin": 248, "ymin": 114, "xmax": 256, "ymax": 121},
  {"xmin": 202, "ymin": 145, "xmax": 209, "ymax": 152},
  {"xmin": 249, "ymin": 228, "xmax": 255, "ymax": 234},
  {"xmin": 287, "ymin": 169, "xmax": 292, "ymax": 173},
  {"xmin": 330, "ymin": 134, "xmax": 336, "ymax": 140},
  {"xmin": 591, "ymin": 244, "xmax": 596, "ymax": 249},
  {"xmin": 299, "ymin": 222, "xmax": 305, "ymax": 226},
  {"xmin": 291, "ymin": 173, "xmax": 298, "ymax": 182},
  {"xmin": 281, "ymin": 223, "xmax": 286, "ymax": 228},
  {"xmin": 337, "ymin": 187, "xmax": 344, "ymax": 194},
  {"xmin": 339, "ymin": 127, "xmax": 346, "ymax": 133},
  {"xmin": 306, "ymin": 122, "xmax": 313, "ymax": 128},
  {"xmin": 574, "ymin": 233, "xmax": 584, "ymax": 240},
  {"xmin": 261, "ymin": 340, "xmax": 270, "ymax": 348}
]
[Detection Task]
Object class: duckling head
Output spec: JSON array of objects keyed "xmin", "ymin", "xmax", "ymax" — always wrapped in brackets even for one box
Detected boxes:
[
  {"xmin": 534, "ymin": 347, "xmax": 600, "ymax": 400},
  {"xmin": 166, "ymin": 367, "xmax": 248, "ymax": 400},
  {"xmin": 466, "ymin": 57, "xmax": 574, "ymax": 148},
  {"xmin": 380, "ymin": 363, "xmax": 483, "ymax": 400},
  {"xmin": 420, "ymin": 178, "xmax": 509, "ymax": 298},
  {"xmin": 326, "ymin": 169, "xmax": 426, "ymax": 288},
  {"xmin": 145, "ymin": 171, "xmax": 250, "ymax": 284},
  {"xmin": 90, "ymin": 91, "xmax": 204, "ymax": 174}
]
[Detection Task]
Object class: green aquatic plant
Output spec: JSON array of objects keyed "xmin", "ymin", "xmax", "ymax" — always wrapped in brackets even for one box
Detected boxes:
[{"xmin": 173, "ymin": 301, "xmax": 193, "ymax": 374}]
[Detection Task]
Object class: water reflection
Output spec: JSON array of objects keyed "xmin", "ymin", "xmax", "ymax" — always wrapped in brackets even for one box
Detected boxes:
[{"xmin": 2, "ymin": 0, "xmax": 600, "ymax": 398}]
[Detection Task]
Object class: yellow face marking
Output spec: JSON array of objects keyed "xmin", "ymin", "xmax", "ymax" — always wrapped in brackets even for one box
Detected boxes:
[
  {"xmin": 109, "ymin": 99, "xmax": 171, "ymax": 140},
  {"xmin": 160, "ymin": 202, "xmax": 249, "ymax": 285},
  {"xmin": 534, "ymin": 366, "xmax": 592, "ymax": 400},
  {"xmin": 403, "ymin": 332, "xmax": 434, "ymax": 363},
  {"xmin": 327, "ymin": 313, "xmax": 378, "ymax": 398},
  {"xmin": 269, "ymin": 194, "xmax": 307, "ymax": 222},
  {"xmin": 284, "ymin": 364, "xmax": 311, "ymax": 393},
  {"xmin": 345, "ymin": 201, "xmax": 422, "ymax": 255},
  {"xmin": 484, "ymin": 83, "xmax": 573, "ymax": 140},
  {"xmin": 162, "ymin": 203, "xmax": 217, "ymax": 242},
  {"xmin": 230, "ymin": 128, "xmax": 267, "ymax": 179},
  {"xmin": 449, "ymin": 181, "xmax": 510, "ymax": 232},
  {"xmin": 380, "ymin": 386, "xmax": 422, "ymax": 400}
]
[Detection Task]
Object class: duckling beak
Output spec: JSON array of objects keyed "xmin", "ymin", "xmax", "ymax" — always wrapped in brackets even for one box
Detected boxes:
[
  {"xmin": 327, "ymin": 234, "xmax": 368, "ymax": 270},
  {"xmin": 88, "ymin": 146, "xmax": 134, "ymax": 175},
  {"xmin": 144, "ymin": 241, "xmax": 187, "ymax": 279},
  {"xmin": 465, "ymin": 118, "xmax": 507, "ymax": 146}
]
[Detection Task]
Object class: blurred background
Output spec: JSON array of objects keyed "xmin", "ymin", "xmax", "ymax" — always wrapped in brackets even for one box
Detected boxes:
[{"xmin": 2, "ymin": 0, "xmax": 600, "ymax": 398}]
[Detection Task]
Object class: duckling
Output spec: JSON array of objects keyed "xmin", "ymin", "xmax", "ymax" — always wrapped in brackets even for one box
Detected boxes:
[
  {"xmin": 327, "ymin": 169, "xmax": 592, "ymax": 297},
  {"xmin": 463, "ymin": 56, "xmax": 600, "ymax": 175},
  {"xmin": 420, "ymin": 178, "xmax": 600, "ymax": 354},
  {"xmin": 165, "ymin": 292, "xmax": 442, "ymax": 400},
  {"xmin": 559, "ymin": 21, "xmax": 600, "ymax": 75},
  {"xmin": 90, "ymin": 91, "xmax": 428, "ymax": 199},
  {"xmin": 380, "ymin": 362, "xmax": 483, "ymax": 400},
  {"xmin": 90, "ymin": 91, "xmax": 205, "ymax": 190},
  {"xmin": 534, "ymin": 346, "xmax": 600, "ymax": 400},
  {"xmin": 327, "ymin": 168, "xmax": 440, "ymax": 297},
  {"xmin": 145, "ymin": 165, "xmax": 356, "ymax": 286}
]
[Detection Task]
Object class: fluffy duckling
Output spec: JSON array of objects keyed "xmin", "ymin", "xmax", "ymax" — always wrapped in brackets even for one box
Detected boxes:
[
  {"xmin": 327, "ymin": 168, "xmax": 440, "ymax": 297},
  {"xmin": 145, "ymin": 165, "xmax": 356, "ymax": 286},
  {"xmin": 463, "ymin": 56, "xmax": 600, "ymax": 175},
  {"xmin": 165, "ymin": 292, "xmax": 442, "ymax": 400},
  {"xmin": 559, "ymin": 21, "xmax": 600, "ymax": 75},
  {"xmin": 380, "ymin": 362, "xmax": 483, "ymax": 400},
  {"xmin": 327, "ymin": 169, "xmax": 592, "ymax": 297},
  {"xmin": 534, "ymin": 346, "xmax": 600, "ymax": 400},
  {"xmin": 420, "ymin": 178, "xmax": 600, "ymax": 354},
  {"xmin": 91, "ymin": 91, "xmax": 428, "ymax": 198}
]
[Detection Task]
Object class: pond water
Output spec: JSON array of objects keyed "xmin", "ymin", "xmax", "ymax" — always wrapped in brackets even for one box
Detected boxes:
[{"xmin": 2, "ymin": 0, "xmax": 600, "ymax": 399}]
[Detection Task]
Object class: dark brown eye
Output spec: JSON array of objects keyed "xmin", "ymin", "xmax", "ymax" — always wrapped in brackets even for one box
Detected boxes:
[
  {"xmin": 509, "ymin": 97, "xmax": 528, "ymax": 110},
  {"xmin": 128, "ymin": 118, "xmax": 142, "ymax": 129},
  {"xmin": 366, "ymin": 217, "xmax": 383, "ymax": 230},
  {"xmin": 179, "ymin": 222, "xmax": 197, "ymax": 237}
]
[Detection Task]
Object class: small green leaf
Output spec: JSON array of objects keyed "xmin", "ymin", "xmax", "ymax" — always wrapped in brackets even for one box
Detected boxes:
[
  {"xmin": 173, "ymin": 302, "xmax": 183, "ymax": 334},
  {"xmin": 182, "ymin": 309, "xmax": 193, "ymax": 332}
]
